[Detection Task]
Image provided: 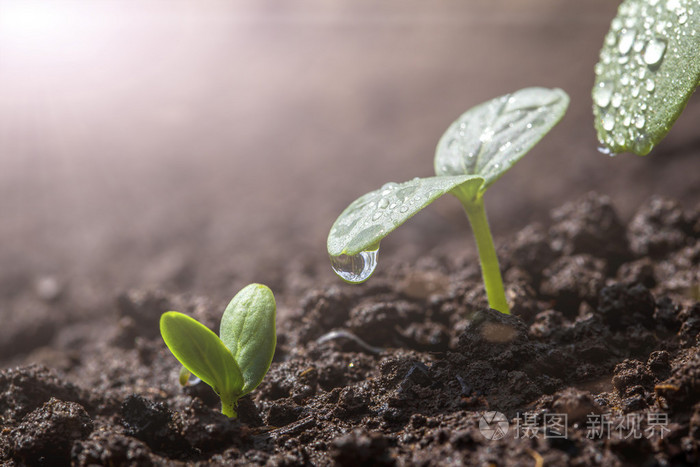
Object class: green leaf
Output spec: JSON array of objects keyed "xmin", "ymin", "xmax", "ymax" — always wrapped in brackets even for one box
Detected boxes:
[
  {"xmin": 593, "ymin": 0, "xmax": 700, "ymax": 155},
  {"xmin": 327, "ymin": 174, "xmax": 484, "ymax": 257},
  {"xmin": 220, "ymin": 284, "xmax": 277, "ymax": 395},
  {"xmin": 160, "ymin": 311, "xmax": 243, "ymax": 398},
  {"xmin": 434, "ymin": 87, "xmax": 569, "ymax": 192}
]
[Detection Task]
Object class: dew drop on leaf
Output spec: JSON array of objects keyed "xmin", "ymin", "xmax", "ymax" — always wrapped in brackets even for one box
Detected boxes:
[
  {"xmin": 603, "ymin": 113, "xmax": 615, "ymax": 131},
  {"xmin": 593, "ymin": 81, "xmax": 613, "ymax": 107},
  {"xmin": 330, "ymin": 248, "xmax": 379, "ymax": 284},
  {"xmin": 618, "ymin": 29, "xmax": 636, "ymax": 54},
  {"xmin": 643, "ymin": 38, "xmax": 667, "ymax": 65},
  {"xmin": 592, "ymin": 0, "xmax": 699, "ymax": 155}
]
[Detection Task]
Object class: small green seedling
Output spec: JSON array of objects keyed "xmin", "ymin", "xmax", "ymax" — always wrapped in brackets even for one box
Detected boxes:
[
  {"xmin": 160, "ymin": 283, "xmax": 276, "ymax": 418},
  {"xmin": 593, "ymin": 0, "xmax": 699, "ymax": 155},
  {"xmin": 327, "ymin": 87, "xmax": 569, "ymax": 314}
]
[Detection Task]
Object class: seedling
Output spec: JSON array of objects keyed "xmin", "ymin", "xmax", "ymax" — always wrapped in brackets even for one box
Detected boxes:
[
  {"xmin": 593, "ymin": 0, "xmax": 699, "ymax": 155},
  {"xmin": 327, "ymin": 87, "xmax": 569, "ymax": 314},
  {"xmin": 160, "ymin": 283, "xmax": 276, "ymax": 418}
]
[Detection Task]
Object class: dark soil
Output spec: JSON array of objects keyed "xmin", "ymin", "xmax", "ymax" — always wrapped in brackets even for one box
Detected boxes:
[{"xmin": 1, "ymin": 193, "xmax": 698, "ymax": 466}]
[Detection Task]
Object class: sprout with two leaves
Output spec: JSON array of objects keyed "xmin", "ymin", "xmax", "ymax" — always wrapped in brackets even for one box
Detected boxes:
[
  {"xmin": 327, "ymin": 87, "xmax": 569, "ymax": 314},
  {"xmin": 160, "ymin": 284, "xmax": 276, "ymax": 417}
]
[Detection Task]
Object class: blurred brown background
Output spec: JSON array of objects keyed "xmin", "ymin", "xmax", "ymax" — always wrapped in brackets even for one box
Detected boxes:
[{"xmin": 1, "ymin": 0, "xmax": 698, "ymax": 317}]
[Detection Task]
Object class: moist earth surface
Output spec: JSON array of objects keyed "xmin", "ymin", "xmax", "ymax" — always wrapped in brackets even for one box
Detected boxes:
[{"xmin": 1, "ymin": 193, "xmax": 698, "ymax": 466}]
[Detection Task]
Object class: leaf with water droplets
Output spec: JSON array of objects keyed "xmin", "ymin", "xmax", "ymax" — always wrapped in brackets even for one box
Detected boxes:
[
  {"xmin": 593, "ymin": 0, "xmax": 700, "ymax": 155},
  {"xmin": 327, "ymin": 175, "xmax": 483, "ymax": 257},
  {"xmin": 434, "ymin": 87, "xmax": 569, "ymax": 194}
]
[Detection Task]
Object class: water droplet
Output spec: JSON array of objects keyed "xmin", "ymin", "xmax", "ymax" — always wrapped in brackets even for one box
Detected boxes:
[
  {"xmin": 644, "ymin": 38, "xmax": 666, "ymax": 66},
  {"xmin": 618, "ymin": 29, "xmax": 636, "ymax": 54},
  {"xmin": 330, "ymin": 247, "xmax": 379, "ymax": 284},
  {"xmin": 378, "ymin": 198, "xmax": 389, "ymax": 209},
  {"xmin": 399, "ymin": 206, "xmax": 408, "ymax": 213},
  {"xmin": 479, "ymin": 127, "xmax": 495, "ymax": 143},
  {"xmin": 631, "ymin": 85, "xmax": 640, "ymax": 97},
  {"xmin": 611, "ymin": 18, "xmax": 623, "ymax": 32},
  {"xmin": 678, "ymin": 13, "xmax": 687, "ymax": 25},
  {"xmin": 635, "ymin": 114, "xmax": 645, "ymax": 129},
  {"xmin": 666, "ymin": 0, "xmax": 681, "ymax": 12},
  {"xmin": 389, "ymin": 203, "xmax": 397, "ymax": 209},
  {"xmin": 593, "ymin": 82, "xmax": 613, "ymax": 107},
  {"xmin": 623, "ymin": 114, "xmax": 632, "ymax": 127},
  {"xmin": 597, "ymin": 145, "xmax": 617, "ymax": 157},
  {"xmin": 645, "ymin": 79, "xmax": 655, "ymax": 92},
  {"xmin": 611, "ymin": 93, "xmax": 623, "ymax": 108},
  {"xmin": 602, "ymin": 113, "xmax": 615, "ymax": 131},
  {"xmin": 372, "ymin": 211, "xmax": 382, "ymax": 221},
  {"xmin": 605, "ymin": 32, "xmax": 617, "ymax": 46}
]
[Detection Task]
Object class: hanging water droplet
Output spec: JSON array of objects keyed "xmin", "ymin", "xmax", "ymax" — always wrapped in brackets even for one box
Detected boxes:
[
  {"xmin": 597, "ymin": 145, "xmax": 618, "ymax": 157},
  {"xmin": 603, "ymin": 113, "xmax": 615, "ymax": 131},
  {"xmin": 593, "ymin": 81, "xmax": 613, "ymax": 107},
  {"xmin": 330, "ymin": 247, "xmax": 380, "ymax": 284},
  {"xmin": 643, "ymin": 38, "xmax": 666, "ymax": 66},
  {"xmin": 618, "ymin": 29, "xmax": 636, "ymax": 54}
]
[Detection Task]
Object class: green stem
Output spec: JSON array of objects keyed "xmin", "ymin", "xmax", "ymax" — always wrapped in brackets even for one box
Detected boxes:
[
  {"xmin": 220, "ymin": 393, "xmax": 238, "ymax": 418},
  {"xmin": 461, "ymin": 197, "xmax": 510, "ymax": 314}
]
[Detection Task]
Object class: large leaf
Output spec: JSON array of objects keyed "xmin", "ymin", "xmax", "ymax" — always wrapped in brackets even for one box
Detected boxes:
[
  {"xmin": 434, "ymin": 87, "xmax": 569, "ymax": 191},
  {"xmin": 327, "ymin": 174, "xmax": 484, "ymax": 257},
  {"xmin": 220, "ymin": 284, "xmax": 277, "ymax": 395},
  {"xmin": 593, "ymin": 0, "xmax": 700, "ymax": 155},
  {"xmin": 160, "ymin": 311, "xmax": 243, "ymax": 397}
]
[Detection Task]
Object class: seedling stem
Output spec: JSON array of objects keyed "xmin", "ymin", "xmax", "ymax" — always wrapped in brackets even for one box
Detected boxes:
[
  {"xmin": 460, "ymin": 195, "xmax": 509, "ymax": 314},
  {"xmin": 221, "ymin": 393, "xmax": 237, "ymax": 418}
]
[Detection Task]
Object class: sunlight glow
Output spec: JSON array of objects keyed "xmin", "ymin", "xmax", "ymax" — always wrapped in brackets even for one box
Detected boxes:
[{"xmin": 0, "ymin": 0, "xmax": 112, "ymax": 63}]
